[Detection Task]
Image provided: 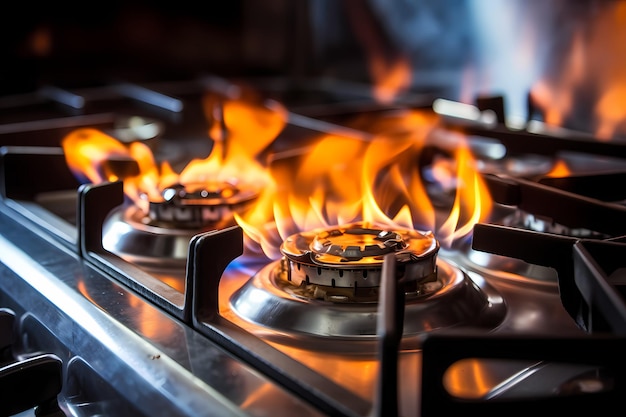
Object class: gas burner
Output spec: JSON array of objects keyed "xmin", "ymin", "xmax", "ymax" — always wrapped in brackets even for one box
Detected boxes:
[
  {"xmin": 149, "ymin": 181, "xmax": 259, "ymax": 229},
  {"xmin": 280, "ymin": 222, "xmax": 439, "ymax": 299},
  {"xmin": 102, "ymin": 181, "xmax": 259, "ymax": 268},
  {"xmin": 229, "ymin": 222, "xmax": 505, "ymax": 344}
]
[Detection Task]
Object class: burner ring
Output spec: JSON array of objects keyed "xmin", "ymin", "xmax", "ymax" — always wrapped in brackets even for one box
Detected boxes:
[
  {"xmin": 148, "ymin": 181, "xmax": 258, "ymax": 228},
  {"xmin": 280, "ymin": 222, "xmax": 439, "ymax": 288},
  {"xmin": 310, "ymin": 227, "xmax": 406, "ymax": 261},
  {"xmin": 228, "ymin": 256, "xmax": 506, "ymax": 343}
]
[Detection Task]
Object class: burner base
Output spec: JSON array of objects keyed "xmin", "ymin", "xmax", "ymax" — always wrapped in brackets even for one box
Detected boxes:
[{"xmin": 228, "ymin": 257, "xmax": 505, "ymax": 344}]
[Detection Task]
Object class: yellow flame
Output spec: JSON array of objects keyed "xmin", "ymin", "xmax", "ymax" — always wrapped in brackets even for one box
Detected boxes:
[
  {"xmin": 437, "ymin": 145, "xmax": 492, "ymax": 248},
  {"xmin": 235, "ymin": 109, "xmax": 492, "ymax": 258},
  {"xmin": 62, "ymin": 93, "xmax": 287, "ymax": 214},
  {"xmin": 62, "ymin": 128, "xmax": 129, "ymax": 183}
]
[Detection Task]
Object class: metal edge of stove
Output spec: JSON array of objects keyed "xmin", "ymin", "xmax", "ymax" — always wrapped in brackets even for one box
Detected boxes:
[
  {"xmin": 76, "ymin": 181, "xmax": 192, "ymax": 322},
  {"xmin": 0, "ymin": 204, "xmax": 327, "ymax": 417},
  {"xmin": 0, "ymin": 149, "xmax": 377, "ymax": 416},
  {"xmin": 66, "ymin": 163, "xmax": 377, "ymax": 415},
  {"xmin": 0, "ymin": 146, "xmax": 194, "ymax": 324},
  {"xmin": 0, "ymin": 146, "xmax": 80, "ymax": 249}
]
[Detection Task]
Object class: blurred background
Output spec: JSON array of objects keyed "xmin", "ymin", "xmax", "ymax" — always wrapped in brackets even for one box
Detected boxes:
[{"xmin": 2, "ymin": 0, "xmax": 623, "ymax": 133}]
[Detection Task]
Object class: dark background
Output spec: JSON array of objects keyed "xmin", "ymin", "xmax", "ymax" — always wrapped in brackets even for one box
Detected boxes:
[
  {"xmin": 2, "ymin": 0, "xmax": 608, "ymax": 130},
  {"xmin": 1, "ymin": 1, "xmax": 475, "ymax": 94},
  {"xmin": 2, "ymin": 1, "xmax": 254, "ymax": 93}
]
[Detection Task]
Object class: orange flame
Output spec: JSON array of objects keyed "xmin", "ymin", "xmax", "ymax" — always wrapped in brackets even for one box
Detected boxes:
[
  {"xmin": 235, "ymin": 109, "xmax": 492, "ymax": 258},
  {"xmin": 370, "ymin": 54, "xmax": 413, "ymax": 104},
  {"xmin": 436, "ymin": 145, "xmax": 492, "ymax": 248},
  {"xmin": 62, "ymin": 94, "xmax": 288, "ymax": 214},
  {"xmin": 341, "ymin": 0, "xmax": 412, "ymax": 104},
  {"xmin": 530, "ymin": 3, "xmax": 626, "ymax": 139}
]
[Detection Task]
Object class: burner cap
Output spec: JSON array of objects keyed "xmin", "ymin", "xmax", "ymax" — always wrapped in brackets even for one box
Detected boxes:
[
  {"xmin": 310, "ymin": 226, "xmax": 406, "ymax": 262},
  {"xmin": 148, "ymin": 181, "xmax": 258, "ymax": 228}
]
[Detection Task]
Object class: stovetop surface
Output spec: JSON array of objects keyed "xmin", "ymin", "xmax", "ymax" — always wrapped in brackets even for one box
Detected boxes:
[
  {"xmin": 0, "ymin": 203, "xmax": 325, "ymax": 417},
  {"xmin": 0, "ymin": 75, "xmax": 624, "ymax": 416}
]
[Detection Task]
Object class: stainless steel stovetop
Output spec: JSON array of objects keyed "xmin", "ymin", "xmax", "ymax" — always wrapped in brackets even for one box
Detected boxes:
[{"xmin": 0, "ymin": 76, "xmax": 624, "ymax": 417}]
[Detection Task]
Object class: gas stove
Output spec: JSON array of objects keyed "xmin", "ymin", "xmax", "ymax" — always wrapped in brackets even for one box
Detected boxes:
[{"xmin": 0, "ymin": 73, "xmax": 624, "ymax": 417}]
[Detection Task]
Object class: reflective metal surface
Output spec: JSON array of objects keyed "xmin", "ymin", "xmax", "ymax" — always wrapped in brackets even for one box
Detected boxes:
[
  {"xmin": 0, "ymin": 205, "xmax": 324, "ymax": 417},
  {"xmin": 102, "ymin": 205, "xmax": 202, "ymax": 267},
  {"xmin": 220, "ymin": 247, "xmax": 588, "ymax": 417},
  {"xmin": 229, "ymin": 257, "xmax": 505, "ymax": 341},
  {"xmin": 0, "ymin": 191, "xmax": 598, "ymax": 417}
]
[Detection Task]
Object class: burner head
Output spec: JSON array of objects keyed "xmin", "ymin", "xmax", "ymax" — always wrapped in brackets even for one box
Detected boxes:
[
  {"xmin": 148, "ymin": 181, "xmax": 259, "ymax": 228},
  {"xmin": 279, "ymin": 222, "xmax": 439, "ymax": 298},
  {"xmin": 102, "ymin": 181, "xmax": 259, "ymax": 267},
  {"xmin": 229, "ymin": 221, "xmax": 504, "ymax": 341}
]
